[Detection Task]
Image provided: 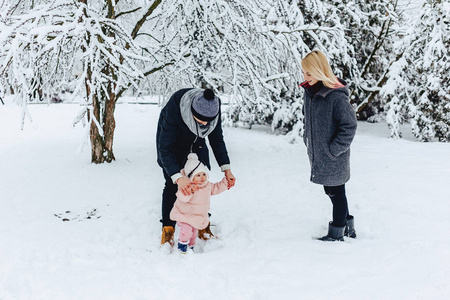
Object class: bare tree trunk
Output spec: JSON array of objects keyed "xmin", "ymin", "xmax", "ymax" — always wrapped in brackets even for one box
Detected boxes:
[
  {"xmin": 87, "ymin": 92, "xmax": 116, "ymax": 163},
  {"xmin": 103, "ymin": 84, "xmax": 116, "ymax": 163},
  {"xmin": 89, "ymin": 94, "xmax": 104, "ymax": 163},
  {"xmin": 84, "ymin": 63, "xmax": 116, "ymax": 164},
  {"xmin": 87, "ymin": 74, "xmax": 117, "ymax": 163}
]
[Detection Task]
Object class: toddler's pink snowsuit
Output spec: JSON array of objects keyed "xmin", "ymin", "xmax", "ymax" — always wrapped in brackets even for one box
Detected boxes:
[{"xmin": 170, "ymin": 177, "xmax": 228, "ymax": 245}]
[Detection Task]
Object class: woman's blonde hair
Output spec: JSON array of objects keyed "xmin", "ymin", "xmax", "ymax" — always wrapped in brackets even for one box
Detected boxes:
[{"xmin": 301, "ymin": 50, "xmax": 343, "ymax": 89}]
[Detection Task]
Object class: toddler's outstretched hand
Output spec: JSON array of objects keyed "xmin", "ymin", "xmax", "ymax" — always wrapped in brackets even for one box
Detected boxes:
[
  {"xmin": 224, "ymin": 169, "xmax": 236, "ymax": 189},
  {"xmin": 190, "ymin": 184, "xmax": 200, "ymax": 194}
]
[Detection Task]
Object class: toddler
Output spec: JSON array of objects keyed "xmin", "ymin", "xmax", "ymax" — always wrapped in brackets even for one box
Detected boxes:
[{"xmin": 170, "ymin": 153, "xmax": 228, "ymax": 253}]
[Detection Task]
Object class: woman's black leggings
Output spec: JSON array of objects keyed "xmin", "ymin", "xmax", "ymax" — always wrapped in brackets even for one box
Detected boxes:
[{"xmin": 323, "ymin": 184, "xmax": 349, "ymax": 227}]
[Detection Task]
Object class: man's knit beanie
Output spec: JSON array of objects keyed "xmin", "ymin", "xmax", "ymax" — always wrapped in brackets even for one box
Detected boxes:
[{"xmin": 191, "ymin": 89, "xmax": 220, "ymax": 122}]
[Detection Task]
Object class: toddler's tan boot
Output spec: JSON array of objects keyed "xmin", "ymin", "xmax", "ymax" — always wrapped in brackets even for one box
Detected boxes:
[{"xmin": 198, "ymin": 222, "xmax": 216, "ymax": 240}]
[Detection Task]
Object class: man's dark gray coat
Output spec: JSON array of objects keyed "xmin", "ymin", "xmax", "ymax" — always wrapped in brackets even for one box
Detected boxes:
[{"xmin": 157, "ymin": 88, "xmax": 230, "ymax": 178}]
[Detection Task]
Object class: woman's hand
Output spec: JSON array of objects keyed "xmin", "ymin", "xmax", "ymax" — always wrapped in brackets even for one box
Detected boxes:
[{"xmin": 224, "ymin": 169, "xmax": 236, "ymax": 189}]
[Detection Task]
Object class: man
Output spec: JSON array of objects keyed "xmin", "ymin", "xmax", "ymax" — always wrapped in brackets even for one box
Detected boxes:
[{"xmin": 156, "ymin": 88, "xmax": 236, "ymax": 246}]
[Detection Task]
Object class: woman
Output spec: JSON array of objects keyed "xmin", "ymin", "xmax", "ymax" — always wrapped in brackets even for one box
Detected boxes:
[{"xmin": 300, "ymin": 50, "xmax": 358, "ymax": 241}]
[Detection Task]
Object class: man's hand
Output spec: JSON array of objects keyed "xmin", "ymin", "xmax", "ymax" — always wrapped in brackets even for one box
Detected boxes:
[
  {"xmin": 224, "ymin": 169, "xmax": 236, "ymax": 189},
  {"xmin": 177, "ymin": 177, "xmax": 193, "ymax": 196}
]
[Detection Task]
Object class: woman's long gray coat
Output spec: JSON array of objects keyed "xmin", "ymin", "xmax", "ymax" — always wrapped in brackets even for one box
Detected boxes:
[{"xmin": 302, "ymin": 81, "xmax": 357, "ymax": 186}]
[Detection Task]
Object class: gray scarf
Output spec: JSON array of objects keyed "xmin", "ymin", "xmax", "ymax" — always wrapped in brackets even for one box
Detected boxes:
[{"xmin": 180, "ymin": 89, "xmax": 219, "ymax": 138}]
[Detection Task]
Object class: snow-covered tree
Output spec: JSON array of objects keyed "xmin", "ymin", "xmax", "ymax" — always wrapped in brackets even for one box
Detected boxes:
[
  {"xmin": 332, "ymin": 0, "xmax": 401, "ymax": 120},
  {"xmin": 231, "ymin": 0, "xmax": 354, "ymax": 140},
  {"xmin": 381, "ymin": 0, "xmax": 450, "ymax": 141},
  {"xmin": 136, "ymin": 0, "xmax": 356, "ymax": 141},
  {"xmin": 3, "ymin": 0, "xmax": 342, "ymax": 159},
  {"xmin": 2, "ymin": 0, "xmax": 448, "ymax": 160},
  {"xmin": 0, "ymin": 0, "xmax": 150, "ymax": 163},
  {"xmin": 140, "ymin": 0, "xmax": 307, "ymax": 135}
]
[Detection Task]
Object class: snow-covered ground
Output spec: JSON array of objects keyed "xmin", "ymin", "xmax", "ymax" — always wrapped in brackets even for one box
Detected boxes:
[{"xmin": 1, "ymin": 99, "xmax": 449, "ymax": 300}]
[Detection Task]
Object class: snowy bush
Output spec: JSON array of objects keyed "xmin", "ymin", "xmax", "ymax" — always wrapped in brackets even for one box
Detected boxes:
[{"xmin": 381, "ymin": 0, "xmax": 450, "ymax": 141}]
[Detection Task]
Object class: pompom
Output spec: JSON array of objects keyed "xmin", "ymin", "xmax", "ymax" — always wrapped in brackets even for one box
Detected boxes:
[
  {"xmin": 184, "ymin": 152, "xmax": 208, "ymax": 179},
  {"xmin": 204, "ymin": 89, "xmax": 215, "ymax": 100},
  {"xmin": 187, "ymin": 153, "xmax": 198, "ymax": 161}
]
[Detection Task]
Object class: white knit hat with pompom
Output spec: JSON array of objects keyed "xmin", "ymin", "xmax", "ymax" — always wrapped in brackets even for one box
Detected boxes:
[{"xmin": 183, "ymin": 153, "xmax": 209, "ymax": 180}]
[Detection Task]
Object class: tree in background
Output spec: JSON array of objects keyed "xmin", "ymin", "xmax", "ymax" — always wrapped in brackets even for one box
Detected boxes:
[
  {"xmin": 0, "ymin": 0, "xmax": 151, "ymax": 163},
  {"xmin": 1, "ymin": 0, "xmax": 449, "ymax": 156},
  {"xmin": 333, "ymin": 0, "xmax": 400, "ymax": 120},
  {"xmin": 142, "ymin": 0, "xmax": 309, "ymax": 135},
  {"xmin": 381, "ymin": 0, "xmax": 449, "ymax": 141},
  {"xmin": 228, "ymin": 0, "xmax": 354, "ymax": 142},
  {"xmin": 1, "ymin": 0, "xmax": 320, "ymax": 159}
]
